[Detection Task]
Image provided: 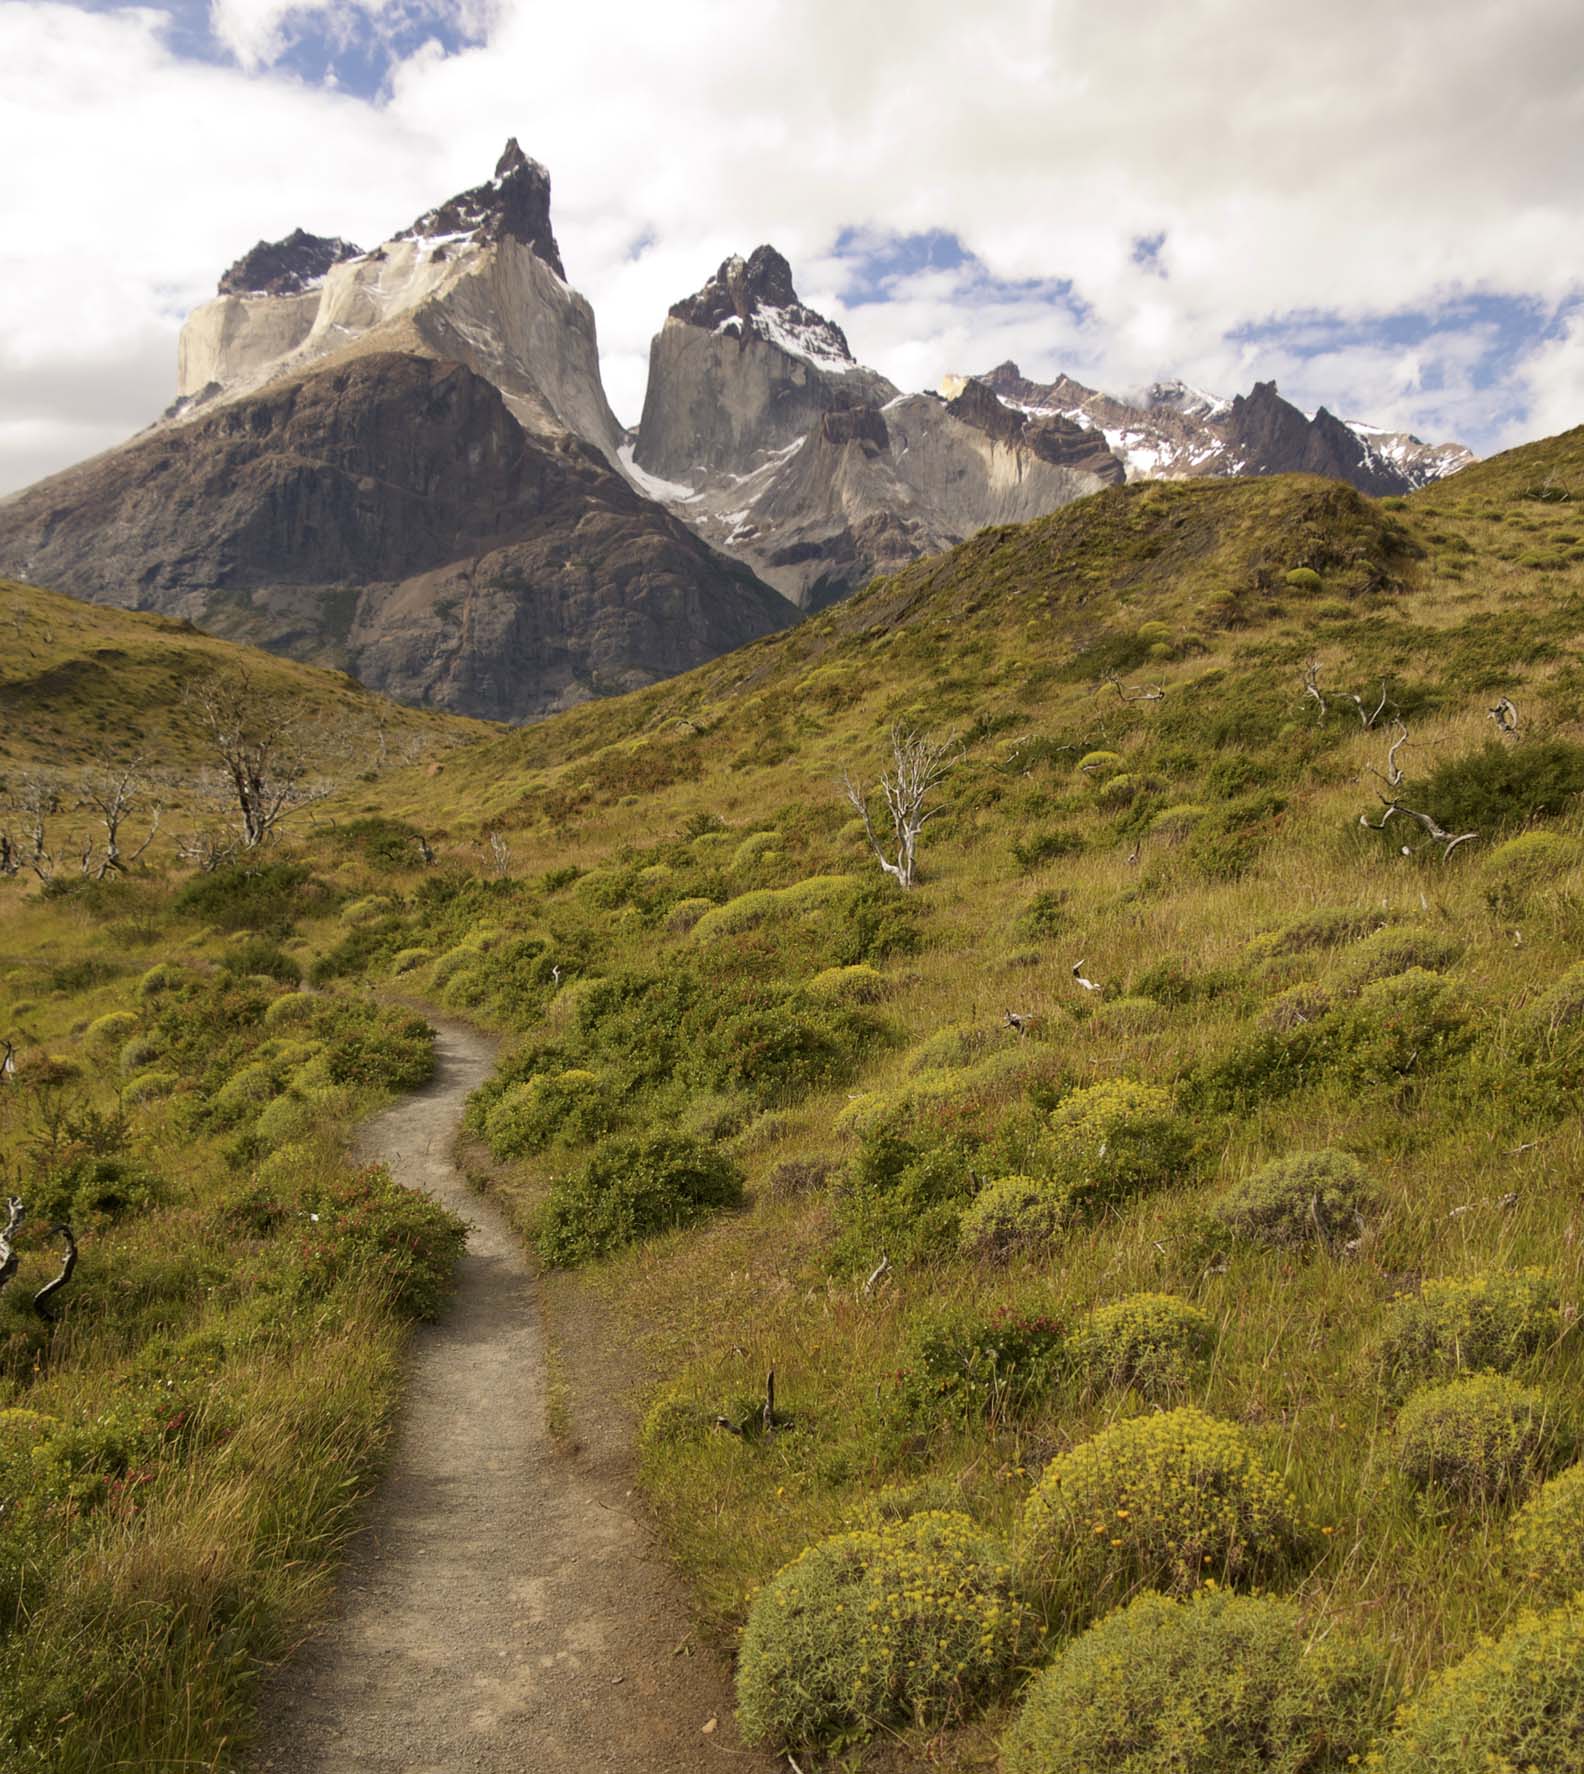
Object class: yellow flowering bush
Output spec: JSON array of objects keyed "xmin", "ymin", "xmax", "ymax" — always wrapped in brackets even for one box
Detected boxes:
[
  {"xmin": 1068, "ymin": 1293, "xmax": 1217, "ymax": 1398},
  {"xmin": 1505, "ymin": 1461, "xmax": 1584, "ymax": 1603},
  {"xmin": 1374, "ymin": 1270, "xmax": 1561, "ymax": 1397},
  {"xmin": 1394, "ymin": 1374, "xmax": 1562, "ymax": 1501},
  {"xmin": 1039, "ymin": 1078, "xmax": 1191, "ymax": 1212},
  {"xmin": 1018, "ymin": 1407, "xmax": 1304, "ymax": 1607},
  {"xmin": 1369, "ymin": 1596, "xmax": 1584, "ymax": 1771},
  {"xmin": 735, "ymin": 1510, "xmax": 1034, "ymax": 1751},
  {"xmin": 1214, "ymin": 1149, "xmax": 1375, "ymax": 1251},
  {"xmin": 1003, "ymin": 1589, "xmax": 1390, "ymax": 1774}
]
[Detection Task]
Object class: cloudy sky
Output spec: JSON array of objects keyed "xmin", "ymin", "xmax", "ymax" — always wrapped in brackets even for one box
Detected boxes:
[{"xmin": 3, "ymin": 0, "xmax": 1584, "ymax": 495}]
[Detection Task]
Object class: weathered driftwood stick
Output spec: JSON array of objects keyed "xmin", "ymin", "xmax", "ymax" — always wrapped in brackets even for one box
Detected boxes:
[{"xmin": 863, "ymin": 1252, "xmax": 891, "ymax": 1297}]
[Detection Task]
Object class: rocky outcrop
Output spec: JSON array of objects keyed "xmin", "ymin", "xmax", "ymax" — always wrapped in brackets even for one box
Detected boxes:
[
  {"xmin": 633, "ymin": 247, "xmax": 898, "ymax": 482},
  {"xmin": 946, "ymin": 378, "xmax": 1124, "ymax": 482},
  {"xmin": 0, "ymin": 353, "xmax": 793, "ymax": 722},
  {"xmin": 219, "ymin": 229, "xmax": 363, "ymax": 297},
  {"xmin": 976, "ymin": 362, "xmax": 1473, "ymax": 492}
]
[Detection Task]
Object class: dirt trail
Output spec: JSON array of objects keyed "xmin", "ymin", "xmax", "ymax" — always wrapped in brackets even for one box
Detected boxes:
[{"xmin": 251, "ymin": 1020, "xmax": 762, "ymax": 1773}]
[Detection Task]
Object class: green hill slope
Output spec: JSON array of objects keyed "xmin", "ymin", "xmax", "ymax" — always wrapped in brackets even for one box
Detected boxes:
[{"xmin": 8, "ymin": 429, "xmax": 1584, "ymax": 1770}]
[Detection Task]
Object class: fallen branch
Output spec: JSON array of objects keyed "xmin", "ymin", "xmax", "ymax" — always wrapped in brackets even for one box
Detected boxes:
[
  {"xmin": 863, "ymin": 1252, "xmax": 891, "ymax": 1296},
  {"xmin": 32, "ymin": 1224, "xmax": 77, "ymax": 1321},
  {"xmin": 0, "ymin": 1197, "xmax": 22, "ymax": 1298}
]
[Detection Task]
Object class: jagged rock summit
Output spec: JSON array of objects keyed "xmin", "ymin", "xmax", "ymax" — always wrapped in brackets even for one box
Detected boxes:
[
  {"xmin": 976, "ymin": 363, "xmax": 1474, "ymax": 493},
  {"xmin": 395, "ymin": 138, "xmax": 565, "ymax": 276},
  {"xmin": 0, "ymin": 142, "xmax": 795, "ymax": 723}
]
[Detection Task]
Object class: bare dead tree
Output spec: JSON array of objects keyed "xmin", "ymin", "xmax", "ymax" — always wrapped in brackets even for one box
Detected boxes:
[
  {"xmin": 1490, "ymin": 696, "xmax": 1519, "ymax": 737},
  {"xmin": 487, "ymin": 831, "xmax": 513, "ymax": 878},
  {"xmin": 1348, "ymin": 682, "xmax": 1393, "ymax": 729},
  {"xmin": 1360, "ymin": 797, "xmax": 1478, "ymax": 862},
  {"xmin": 1072, "ymin": 960, "xmax": 1103, "ymax": 993},
  {"xmin": 0, "ymin": 1197, "xmax": 21, "ymax": 1298},
  {"xmin": 183, "ymin": 670, "xmax": 335, "ymax": 850},
  {"xmin": 842, "ymin": 727, "xmax": 958, "ymax": 889},
  {"xmin": 1301, "ymin": 658, "xmax": 1328, "ymax": 720},
  {"xmin": 1367, "ymin": 721, "xmax": 1410, "ymax": 791},
  {"xmin": 74, "ymin": 755, "xmax": 162, "ymax": 877},
  {"xmin": 1004, "ymin": 1008, "xmax": 1035, "ymax": 1038},
  {"xmin": 4, "ymin": 774, "xmax": 61, "ymax": 882},
  {"xmin": 1102, "ymin": 676, "xmax": 1165, "ymax": 703},
  {"xmin": 32, "ymin": 1224, "xmax": 77, "ymax": 1322}
]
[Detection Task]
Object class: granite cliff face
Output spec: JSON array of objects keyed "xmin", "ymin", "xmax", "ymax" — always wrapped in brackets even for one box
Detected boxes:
[
  {"xmin": 976, "ymin": 363, "xmax": 1473, "ymax": 492},
  {"xmin": 173, "ymin": 139, "xmax": 623, "ymax": 467},
  {"xmin": 627, "ymin": 251, "xmax": 1117, "ymax": 608},
  {"xmin": 0, "ymin": 353, "xmax": 791, "ymax": 722}
]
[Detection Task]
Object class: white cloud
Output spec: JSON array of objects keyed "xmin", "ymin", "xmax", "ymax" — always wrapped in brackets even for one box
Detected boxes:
[{"xmin": 3, "ymin": 0, "xmax": 1583, "ymax": 492}]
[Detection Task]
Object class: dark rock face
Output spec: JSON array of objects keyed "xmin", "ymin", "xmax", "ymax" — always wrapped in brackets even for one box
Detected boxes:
[
  {"xmin": 946, "ymin": 379, "xmax": 1123, "ymax": 483},
  {"xmin": 820, "ymin": 405, "xmax": 890, "ymax": 450},
  {"xmin": 0, "ymin": 353, "xmax": 791, "ymax": 722},
  {"xmin": 670, "ymin": 245, "xmax": 855, "ymax": 360},
  {"xmin": 396, "ymin": 138, "xmax": 565, "ymax": 278},
  {"xmin": 218, "ymin": 229, "xmax": 363, "ymax": 296}
]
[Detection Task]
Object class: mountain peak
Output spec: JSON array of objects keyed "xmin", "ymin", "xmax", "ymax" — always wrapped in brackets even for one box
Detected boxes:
[
  {"xmin": 669, "ymin": 246, "xmax": 856, "ymax": 370},
  {"xmin": 217, "ymin": 228, "xmax": 363, "ymax": 297},
  {"xmin": 395, "ymin": 139, "xmax": 564, "ymax": 278}
]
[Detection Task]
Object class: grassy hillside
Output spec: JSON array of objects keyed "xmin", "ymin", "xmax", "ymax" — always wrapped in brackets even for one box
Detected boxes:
[
  {"xmin": 1, "ymin": 577, "xmax": 486, "ymax": 827},
  {"xmin": 8, "ymin": 428, "xmax": 1584, "ymax": 1768}
]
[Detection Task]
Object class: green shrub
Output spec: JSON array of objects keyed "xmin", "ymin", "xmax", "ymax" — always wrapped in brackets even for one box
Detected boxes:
[
  {"xmin": 896, "ymin": 1302, "xmax": 1064, "ymax": 1428},
  {"xmin": 1041, "ymin": 1078, "xmax": 1190, "ymax": 1212},
  {"xmin": 1484, "ymin": 830, "xmax": 1582, "ymax": 913},
  {"xmin": 1284, "ymin": 566, "xmax": 1324, "ymax": 591},
  {"xmin": 118, "ymin": 1033, "xmax": 160, "ymax": 1074},
  {"xmin": 731, "ymin": 830, "xmax": 780, "ymax": 872},
  {"xmin": 217, "ymin": 937, "xmax": 302, "ymax": 984},
  {"xmin": 1149, "ymin": 802, "xmax": 1208, "ymax": 841},
  {"xmin": 957, "ymin": 1175, "xmax": 1070, "ymax": 1261},
  {"xmin": 833, "ymin": 1119, "xmax": 984, "ymax": 1269},
  {"xmin": 1506, "ymin": 1461, "xmax": 1584, "ymax": 1603},
  {"xmin": 1261, "ymin": 982, "xmax": 1332, "ymax": 1032},
  {"xmin": 1335, "ymin": 926, "xmax": 1462, "ymax": 992},
  {"xmin": 803, "ymin": 964, "xmax": 889, "ymax": 1004},
  {"xmin": 174, "ymin": 861, "xmax": 315, "ymax": 935},
  {"xmin": 481, "ymin": 1069, "xmax": 613, "ymax": 1158},
  {"xmin": 84, "ymin": 1010, "xmax": 138, "ymax": 1052},
  {"xmin": 690, "ymin": 875, "xmax": 858, "ymax": 942},
  {"xmin": 1068, "ymin": 1292, "xmax": 1217, "ymax": 1397},
  {"xmin": 262, "ymin": 992, "xmax": 317, "ymax": 1030},
  {"xmin": 1419, "ymin": 738, "xmax": 1584, "ymax": 837},
  {"xmin": 1002, "ymin": 1588, "xmax": 1389, "ymax": 1774},
  {"xmin": 664, "ymin": 896, "xmax": 713, "ymax": 933},
  {"xmin": 1395, "ymin": 1374, "xmax": 1561, "ymax": 1501},
  {"xmin": 123, "ymin": 1069, "xmax": 177, "ymax": 1104},
  {"xmin": 1078, "ymin": 750, "xmax": 1122, "ymax": 774},
  {"xmin": 288, "ymin": 1162, "xmax": 467, "ymax": 1319},
  {"xmin": 735, "ymin": 1512, "xmax": 1034, "ymax": 1751},
  {"xmin": 1018, "ymin": 887, "xmax": 1069, "ymax": 938},
  {"xmin": 909, "ymin": 1022, "xmax": 1001, "ymax": 1073},
  {"xmin": 1246, "ymin": 906, "xmax": 1387, "ymax": 960},
  {"xmin": 1329, "ymin": 968, "xmax": 1474, "ymax": 1080},
  {"xmin": 537, "ymin": 1133, "xmax": 744, "ymax": 1266},
  {"xmin": 1018, "ymin": 1407, "xmax": 1303, "ymax": 1606},
  {"xmin": 389, "ymin": 946, "xmax": 434, "ymax": 976},
  {"xmin": 1214, "ymin": 1149, "xmax": 1374, "ymax": 1251},
  {"xmin": 1374, "ymin": 1270, "xmax": 1561, "ymax": 1396},
  {"xmin": 135, "ymin": 962, "xmax": 184, "ymax": 1001},
  {"xmin": 431, "ymin": 942, "xmax": 487, "ymax": 989},
  {"xmin": 340, "ymin": 894, "xmax": 395, "ymax": 926},
  {"xmin": 1013, "ymin": 830, "xmax": 1084, "ymax": 872},
  {"xmin": 1371, "ymin": 1597, "xmax": 1584, "ymax": 1772}
]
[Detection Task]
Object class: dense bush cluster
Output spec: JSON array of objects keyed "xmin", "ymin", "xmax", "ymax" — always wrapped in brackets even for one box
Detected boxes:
[
  {"xmin": 1371, "ymin": 1596, "xmax": 1584, "ymax": 1771},
  {"xmin": 1002, "ymin": 1589, "xmax": 1389, "ymax": 1774},
  {"xmin": 735, "ymin": 1512, "xmax": 1033, "ymax": 1751},
  {"xmin": 1506, "ymin": 1461, "xmax": 1584, "ymax": 1603},
  {"xmin": 1214, "ymin": 1149, "xmax": 1374, "ymax": 1251},
  {"xmin": 1394, "ymin": 1374, "xmax": 1560, "ymax": 1501},
  {"xmin": 1018, "ymin": 1407, "xmax": 1304, "ymax": 1606},
  {"xmin": 895, "ymin": 1303, "xmax": 1064, "ymax": 1429},
  {"xmin": 536, "ymin": 1133, "xmax": 744, "ymax": 1266},
  {"xmin": 1067, "ymin": 1292, "xmax": 1217, "ymax": 1397},
  {"xmin": 1374, "ymin": 1270, "xmax": 1560, "ymax": 1397}
]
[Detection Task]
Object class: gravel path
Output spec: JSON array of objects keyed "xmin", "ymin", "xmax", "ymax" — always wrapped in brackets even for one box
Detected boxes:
[{"xmin": 250, "ymin": 1019, "xmax": 757, "ymax": 1773}]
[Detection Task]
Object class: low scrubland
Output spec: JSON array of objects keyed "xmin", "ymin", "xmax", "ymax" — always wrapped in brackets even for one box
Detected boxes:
[{"xmin": 10, "ymin": 435, "xmax": 1584, "ymax": 1767}]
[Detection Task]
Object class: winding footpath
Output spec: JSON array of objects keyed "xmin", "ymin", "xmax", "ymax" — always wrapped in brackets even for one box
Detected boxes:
[{"xmin": 251, "ymin": 1020, "xmax": 758, "ymax": 1773}]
